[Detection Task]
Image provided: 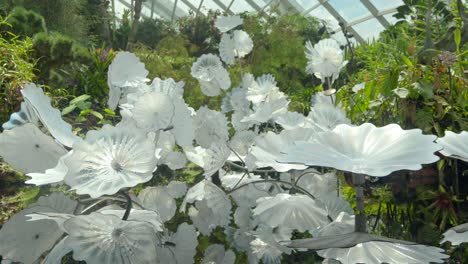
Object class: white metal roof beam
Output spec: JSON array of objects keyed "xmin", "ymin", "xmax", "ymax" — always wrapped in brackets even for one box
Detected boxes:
[
  {"xmin": 141, "ymin": 0, "xmax": 172, "ymax": 20},
  {"xmin": 333, "ymin": 7, "xmax": 397, "ymax": 31},
  {"xmin": 246, "ymin": 0, "xmax": 262, "ymax": 11},
  {"xmin": 360, "ymin": 0, "xmax": 390, "ymax": 28},
  {"xmin": 318, "ymin": 0, "xmax": 366, "ymax": 43},
  {"xmin": 171, "ymin": 0, "xmax": 179, "ymax": 21},
  {"xmin": 180, "ymin": 0, "xmax": 200, "ymax": 15},
  {"xmin": 213, "ymin": 0, "xmax": 235, "ymax": 15},
  {"xmin": 260, "ymin": 0, "xmax": 276, "ymax": 12},
  {"xmin": 301, "ymin": 1, "xmax": 325, "ymax": 15},
  {"xmin": 116, "ymin": 0, "xmax": 155, "ymax": 19}
]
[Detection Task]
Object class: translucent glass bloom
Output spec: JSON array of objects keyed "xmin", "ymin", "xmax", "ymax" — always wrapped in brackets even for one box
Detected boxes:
[
  {"xmin": 305, "ymin": 38, "xmax": 348, "ymax": 83},
  {"xmin": 441, "ymin": 223, "xmax": 468, "ymax": 245},
  {"xmin": 280, "ymin": 123, "xmax": 441, "ymax": 177},
  {"xmin": 215, "ymin": 15, "xmax": 243, "ymax": 33},
  {"xmin": 21, "ymin": 83, "xmax": 80, "ymax": 147},
  {"xmin": 308, "ymin": 103, "xmax": 351, "ymax": 132},
  {"xmin": 0, "ymin": 123, "xmax": 67, "ymax": 174},
  {"xmin": 138, "ymin": 186, "xmax": 176, "ymax": 222},
  {"xmin": 107, "ymin": 52, "xmax": 148, "ymax": 110},
  {"xmin": 63, "ymin": 212, "xmax": 158, "ymax": 263},
  {"xmin": 2, "ymin": 101, "xmax": 39, "ymax": 130},
  {"xmin": 253, "ymin": 193, "xmax": 329, "ymax": 232},
  {"xmin": 249, "ymin": 128, "xmax": 315, "ymax": 172},
  {"xmin": 436, "ymin": 131, "xmax": 468, "ymax": 162},
  {"xmin": 202, "ymin": 244, "xmax": 236, "ymax": 264},
  {"xmin": 130, "ymin": 91, "xmax": 175, "ymax": 131},
  {"xmin": 0, "ymin": 193, "xmax": 76, "ymax": 264},
  {"xmin": 318, "ymin": 240, "xmax": 448, "ymax": 264},
  {"xmin": 219, "ymin": 30, "xmax": 253, "ymax": 65},
  {"xmin": 193, "ymin": 107, "xmax": 229, "ymax": 148},
  {"xmin": 64, "ymin": 125, "xmax": 158, "ymax": 198},
  {"xmin": 191, "ymin": 54, "xmax": 231, "ymax": 96}
]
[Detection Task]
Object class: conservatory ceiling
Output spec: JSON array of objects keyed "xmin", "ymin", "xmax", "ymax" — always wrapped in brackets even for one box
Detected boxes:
[{"xmin": 113, "ymin": 0, "xmax": 405, "ymax": 44}]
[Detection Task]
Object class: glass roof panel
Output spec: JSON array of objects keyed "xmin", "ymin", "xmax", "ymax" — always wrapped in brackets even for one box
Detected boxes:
[
  {"xmin": 369, "ymin": 0, "xmax": 404, "ymax": 11},
  {"xmin": 199, "ymin": 0, "xmax": 228, "ymax": 14},
  {"xmin": 351, "ymin": 17, "xmax": 385, "ymax": 42},
  {"xmin": 230, "ymin": 1, "xmax": 256, "ymax": 13},
  {"xmin": 291, "ymin": 0, "xmax": 319, "ymax": 11},
  {"xmin": 175, "ymin": 1, "xmax": 193, "ymax": 14},
  {"xmin": 306, "ymin": 5, "xmax": 340, "ymax": 30},
  {"xmin": 328, "ymin": 0, "xmax": 371, "ymax": 22}
]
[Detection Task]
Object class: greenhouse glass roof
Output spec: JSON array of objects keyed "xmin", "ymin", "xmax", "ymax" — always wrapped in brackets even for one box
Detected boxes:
[{"xmin": 113, "ymin": 0, "xmax": 404, "ymax": 44}]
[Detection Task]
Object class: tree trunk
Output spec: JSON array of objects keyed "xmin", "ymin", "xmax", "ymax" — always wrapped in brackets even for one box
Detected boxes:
[
  {"xmin": 126, "ymin": 0, "xmax": 143, "ymax": 50},
  {"xmin": 99, "ymin": 0, "xmax": 112, "ymax": 47}
]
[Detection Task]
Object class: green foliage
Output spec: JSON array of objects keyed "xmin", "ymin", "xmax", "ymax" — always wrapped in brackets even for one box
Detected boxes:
[
  {"xmin": 243, "ymin": 12, "xmax": 323, "ymax": 113},
  {"xmin": 16, "ymin": 0, "xmax": 89, "ymax": 42},
  {"xmin": 177, "ymin": 10, "xmax": 222, "ymax": 56},
  {"xmin": 0, "ymin": 15, "xmax": 36, "ymax": 124},
  {"xmin": 32, "ymin": 31, "xmax": 92, "ymax": 83},
  {"xmin": 4, "ymin": 7, "xmax": 45, "ymax": 37},
  {"xmin": 135, "ymin": 17, "xmax": 175, "ymax": 48}
]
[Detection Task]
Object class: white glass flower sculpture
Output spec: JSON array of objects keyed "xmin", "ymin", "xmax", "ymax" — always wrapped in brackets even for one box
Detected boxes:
[
  {"xmin": 26, "ymin": 151, "xmax": 71, "ymax": 185},
  {"xmin": 181, "ymin": 180, "xmax": 232, "ymax": 235},
  {"xmin": 149, "ymin": 77, "xmax": 185, "ymax": 99},
  {"xmin": 21, "ymin": 83, "xmax": 80, "ymax": 147},
  {"xmin": 63, "ymin": 212, "xmax": 159, "ymax": 263},
  {"xmin": 250, "ymin": 230, "xmax": 293, "ymax": 264},
  {"xmin": 221, "ymin": 171, "xmax": 275, "ymax": 208},
  {"xmin": 99, "ymin": 208, "xmax": 164, "ymax": 233},
  {"xmin": 228, "ymin": 130, "xmax": 257, "ymax": 157},
  {"xmin": 249, "ymin": 128, "xmax": 315, "ymax": 172},
  {"xmin": 165, "ymin": 180, "xmax": 188, "ymax": 198},
  {"xmin": 0, "ymin": 123, "xmax": 67, "ymax": 174},
  {"xmin": 305, "ymin": 38, "xmax": 348, "ymax": 83},
  {"xmin": 64, "ymin": 125, "xmax": 158, "ymax": 198},
  {"xmin": 184, "ymin": 143, "xmax": 231, "ymax": 178},
  {"xmin": 222, "ymin": 87, "xmax": 250, "ymax": 113},
  {"xmin": 317, "ymin": 240, "xmax": 448, "ymax": 264},
  {"xmin": 107, "ymin": 52, "xmax": 148, "ymax": 110},
  {"xmin": 219, "ymin": 30, "xmax": 253, "ymax": 65},
  {"xmin": 241, "ymin": 96, "xmax": 289, "ymax": 124},
  {"xmin": 138, "ymin": 186, "xmax": 177, "ymax": 222},
  {"xmin": 202, "ymin": 244, "xmax": 236, "ymax": 264},
  {"xmin": 253, "ymin": 193, "xmax": 329, "ymax": 232},
  {"xmin": 280, "ymin": 123, "xmax": 441, "ymax": 177},
  {"xmin": 441, "ymin": 223, "xmax": 468, "ymax": 245},
  {"xmin": 193, "ymin": 106, "xmax": 229, "ymax": 148},
  {"xmin": 275, "ymin": 111, "xmax": 307, "ymax": 130},
  {"xmin": 308, "ymin": 103, "xmax": 351, "ymax": 132},
  {"xmin": 2, "ymin": 101, "xmax": 39, "ymax": 130},
  {"xmin": 436, "ymin": 131, "xmax": 468, "ymax": 161},
  {"xmin": 157, "ymin": 223, "xmax": 198, "ymax": 264},
  {"xmin": 130, "ymin": 91, "xmax": 175, "ymax": 131},
  {"xmin": 280, "ymin": 169, "xmax": 338, "ymax": 198},
  {"xmin": 215, "ymin": 15, "xmax": 243, "ymax": 33},
  {"xmin": 246, "ymin": 74, "xmax": 280, "ymax": 105},
  {"xmin": 312, "ymin": 211, "xmax": 354, "ymax": 238},
  {"xmin": 191, "ymin": 54, "xmax": 231, "ymax": 96},
  {"xmin": 0, "ymin": 193, "xmax": 76, "ymax": 264}
]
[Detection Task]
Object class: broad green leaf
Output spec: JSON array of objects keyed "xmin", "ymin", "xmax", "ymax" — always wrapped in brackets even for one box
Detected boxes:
[
  {"xmin": 90, "ymin": 111, "xmax": 104, "ymax": 120},
  {"xmin": 69, "ymin": 94, "xmax": 90, "ymax": 105},
  {"xmin": 454, "ymin": 28, "xmax": 461, "ymax": 52},
  {"xmin": 400, "ymin": 55, "xmax": 413, "ymax": 67},
  {"xmin": 61, "ymin": 105, "xmax": 76, "ymax": 115}
]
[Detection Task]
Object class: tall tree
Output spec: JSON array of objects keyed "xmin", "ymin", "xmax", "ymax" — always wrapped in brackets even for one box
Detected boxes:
[{"xmin": 126, "ymin": 0, "xmax": 143, "ymax": 50}]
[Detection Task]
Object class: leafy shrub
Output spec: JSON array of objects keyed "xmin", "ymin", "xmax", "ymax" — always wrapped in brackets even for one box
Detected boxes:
[{"xmin": 0, "ymin": 16, "xmax": 36, "ymax": 125}]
